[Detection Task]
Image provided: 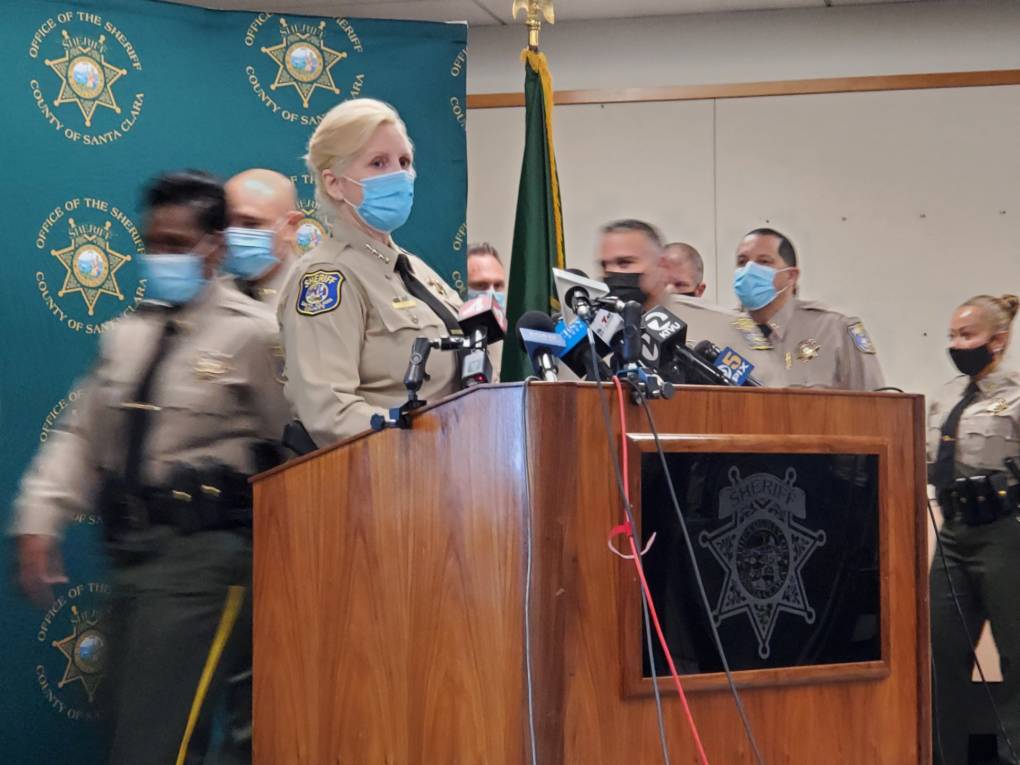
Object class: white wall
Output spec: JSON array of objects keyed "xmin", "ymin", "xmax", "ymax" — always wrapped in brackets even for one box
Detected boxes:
[
  {"xmin": 466, "ymin": 0, "xmax": 1020, "ymax": 395},
  {"xmin": 466, "ymin": 1, "xmax": 1020, "ymax": 673},
  {"xmin": 467, "ymin": 0, "xmax": 1020, "ymax": 93}
]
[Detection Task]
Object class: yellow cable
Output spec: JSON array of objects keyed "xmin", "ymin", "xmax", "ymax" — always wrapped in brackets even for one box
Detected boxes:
[{"xmin": 175, "ymin": 585, "xmax": 246, "ymax": 765}]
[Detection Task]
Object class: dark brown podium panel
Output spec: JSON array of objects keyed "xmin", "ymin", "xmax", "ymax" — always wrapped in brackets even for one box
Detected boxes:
[{"xmin": 253, "ymin": 383, "xmax": 929, "ymax": 764}]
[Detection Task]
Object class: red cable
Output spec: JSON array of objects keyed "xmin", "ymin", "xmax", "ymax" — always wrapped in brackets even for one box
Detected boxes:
[{"xmin": 612, "ymin": 377, "xmax": 711, "ymax": 765}]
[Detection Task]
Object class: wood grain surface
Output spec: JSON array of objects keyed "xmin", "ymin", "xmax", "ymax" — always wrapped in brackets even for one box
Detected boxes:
[{"xmin": 253, "ymin": 383, "xmax": 929, "ymax": 764}]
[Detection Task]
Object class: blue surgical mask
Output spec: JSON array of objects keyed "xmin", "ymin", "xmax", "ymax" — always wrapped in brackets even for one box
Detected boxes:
[
  {"xmin": 733, "ymin": 261, "xmax": 791, "ymax": 311},
  {"xmin": 345, "ymin": 170, "xmax": 415, "ymax": 233},
  {"xmin": 141, "ymin": 253, "xmax": 207, "ymax": 305},
  {"xmin": 467, "ymin": 287, "xmax": 506, "ymax": 310},
  {"xmin": 223, "ymin": 227, "xmax": 278, "ymax": 280}
]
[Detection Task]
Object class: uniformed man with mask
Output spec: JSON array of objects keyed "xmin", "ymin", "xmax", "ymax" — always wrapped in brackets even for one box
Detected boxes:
[
  {"xmin": 12, "ymin": 170, "xmax": 292, "ymax": 765},
  {"xmin": 596, "ymin": 218, "xmax": 661, "ymax": 309},
  {"xmin": 222, "ymin": 168, "xmax": 302, "ymax": 306},
  {"xmin": 592, "ymin": 218, "xmax": 763, "ymax": 378},
  {"xmin": 728, "ymin": 227, "xmax": 885, "ymax": 390},
  {"xmin": 466, "ymin": 241, "xmax": 507, "ymax": 307},
  {"xmin": 279, "ymin": 98, "xmax": 463, "ymax": 448}
]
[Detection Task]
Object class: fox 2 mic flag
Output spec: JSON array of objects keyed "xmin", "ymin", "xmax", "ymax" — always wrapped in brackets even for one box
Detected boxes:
[{"xmin": 499, "ymin": 49, "xmax": 566, "ymax": 382}]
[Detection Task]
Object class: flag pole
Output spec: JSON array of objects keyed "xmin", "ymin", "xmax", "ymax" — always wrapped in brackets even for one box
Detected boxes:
[{"xmin": 511, "ymin": 0, "xmax": 555, "ymax": 50}]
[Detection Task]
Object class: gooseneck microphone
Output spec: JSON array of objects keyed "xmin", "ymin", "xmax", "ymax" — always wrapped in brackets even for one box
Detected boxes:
[{"xmin": 516, "ymin": 311, "xmax": 564, "ymax": 382}]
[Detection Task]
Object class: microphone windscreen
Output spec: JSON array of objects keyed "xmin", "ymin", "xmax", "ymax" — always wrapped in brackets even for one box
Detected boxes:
[{"xmin": 516, "ymin": 311, "xmax": 557, "ymax": 351}]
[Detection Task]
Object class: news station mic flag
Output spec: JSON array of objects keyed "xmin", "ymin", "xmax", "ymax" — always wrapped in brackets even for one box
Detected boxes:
[{"xmin": 499, "ymin": 49, "xmax": 566, "ymax": 381}]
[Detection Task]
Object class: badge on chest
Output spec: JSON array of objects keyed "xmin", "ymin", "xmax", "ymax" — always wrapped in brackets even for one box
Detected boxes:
[{"xmin": 194, "ymin": 350, "xmax": 233, "ymax": 380}]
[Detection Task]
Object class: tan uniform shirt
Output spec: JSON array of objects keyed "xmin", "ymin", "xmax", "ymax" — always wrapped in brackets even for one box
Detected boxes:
[
  {"xmin": 277, "ymin": 221, "xmax": 462, "ymax": 447},
  {"xmin": 12, "ymin": 281, "xmax": 292, "ymax": 538},
  {"xmin": 727, "ymin": 298, "xmax": 885, "ymax": 390},
  {"xmin": 927, "ymin": 369, "xmax": 1020, "ymax": 477},
  {"xmin": 222, "ymin": 258, "xmax": 295, "ymax": 308},
  {"xmin": 665, "ymin": 295, "xmax": 759, "ymax": 352}
]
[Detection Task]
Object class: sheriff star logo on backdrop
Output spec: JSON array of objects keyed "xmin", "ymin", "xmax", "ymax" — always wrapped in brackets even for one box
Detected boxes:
[
  {"xmin": 261, "ymin": 19, "xmax": 346, "ymax": 109},
  {"xmin": 45, "ymin": 30, "xmax": 126, "ymax": 128},
  {"xmin": 50, "ymin": 218, "xmax": 131, "ymax": 316},
  {"xmin": 51, "ymin": 605, "xmax": 107, "ymax": 704},
  {"xmin": 36, "ymin": 582, "xmax": 110, "ymax": 721},
  {"xmin": 699, "ymin": 467, "xmax": 826, "ymax": 659}
]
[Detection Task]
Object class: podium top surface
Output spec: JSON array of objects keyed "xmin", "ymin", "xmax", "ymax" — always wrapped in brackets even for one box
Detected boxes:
[{"xmin": 253, "ymin": 382, "xmax": 920, "ymax": 483}]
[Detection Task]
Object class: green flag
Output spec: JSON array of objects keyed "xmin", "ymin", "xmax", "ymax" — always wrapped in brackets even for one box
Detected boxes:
[{"xmin": 500, "ymin": 49, "xmax": 565, "ymax": 381}]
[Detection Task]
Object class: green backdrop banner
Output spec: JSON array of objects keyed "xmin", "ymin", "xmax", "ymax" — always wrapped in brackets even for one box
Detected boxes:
[{"xmin": 0, "ymin": 1, "xmax": 467, "ymax": 760}]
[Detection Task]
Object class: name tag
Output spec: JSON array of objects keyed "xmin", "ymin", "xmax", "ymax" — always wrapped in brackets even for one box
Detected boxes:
[{"xmin": 392, "ymin": 299, "xmax": 418, "ymax": 310}]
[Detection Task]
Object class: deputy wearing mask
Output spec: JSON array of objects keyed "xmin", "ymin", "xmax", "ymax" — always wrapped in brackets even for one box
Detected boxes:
[
  {"xmin": 595, "ymin": 217, "xmax": 754, "ymax": 361},
  {"xmin": 928, "ymin": 294, "xmax": 1020, "ymax": 764},
  {"xmin": 222, "ymin": 168, "xmax": 302, "ymax": 305},
  {"xmin": 278, "ymin": 98, "xmax": 462, "ymax": 448},
  {"xmin": 466, "ymin": 241, "xmax": 507, "ymax": 308},
  {"xmin": 729, "ymin": 227, "xmax": 884, "ymax": 390},
  {"xmin": 597, "ymin": 218, "xmax": 661, "ymax": 308},
  {"xmin": 12, "ymin": 171, "xmax": 291, "ymax": 764}
]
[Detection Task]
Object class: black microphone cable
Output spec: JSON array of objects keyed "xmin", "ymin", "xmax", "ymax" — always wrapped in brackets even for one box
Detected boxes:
[
  {"xmin": 581, "ymin": 330, "xmax": 675, "ymax": 765},
  {"xmin": 636, "ymin": 397, "xmax": 767, "ymax": 765},
  {"xmin": 927, "ymin": 495, "xmax": 1019, "ymax": 764}
]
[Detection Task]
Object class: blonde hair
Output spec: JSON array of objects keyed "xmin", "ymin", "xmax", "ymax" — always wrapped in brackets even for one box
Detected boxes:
[
  {"xmin": 304, "ymin": 98, "xmax": 412, "ymax": 216},
  {"xmin": 961, "ymin": 293, "xmax": 1020, "ymax": 335}
]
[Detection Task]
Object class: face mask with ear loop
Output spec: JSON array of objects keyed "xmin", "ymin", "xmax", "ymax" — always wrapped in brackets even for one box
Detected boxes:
[
  {"xmin": 733, "ymin": 261, "xmax": 794, "ymax": 311},
  {"xmin": 223, "ymin": 225, "xmax": 280, "ymax": 280},
  {"xmin": 343, "ymin": 170, "xmax": 416, "ymax": 233},
  {"xmin": 141, "ymin": 253, "xmax": 208, "ymax": 305}
]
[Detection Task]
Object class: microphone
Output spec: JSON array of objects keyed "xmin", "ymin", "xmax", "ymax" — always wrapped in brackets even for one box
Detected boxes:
[
  {"xmin": 618, "ymin": 300, "xmax": 644, "ymax": 369},
  {"xmin": 458, "ymin": 293, "xmax": 507, "ymax": 347},
  {"xmin": 552, "ymin": 267, "xmax": 609, "ymax": 323},
  {"xmin": 641, "ymin": 305, "xmax": 688, "ymax": 372},
  {"xmin": 554, "ymin": 317, "xmax": 612, "ymax": 381},
  {"xmin": 694, "ymin": 340, "xmax": 762, "ymax": 387},
  {"xmin": 457, "ymin": 294, "xmax": 507, "ymax": 387},
  {"xmin": 516, "ymin": 311, "xmax": 564, "ymax": 382},
  {"xmin": 403, "ymin": 336, "xmax": 433, "ymax": 392},
  {"xmin": 589, "ymin": 308, "xmax": 624, "ymax": 357}
]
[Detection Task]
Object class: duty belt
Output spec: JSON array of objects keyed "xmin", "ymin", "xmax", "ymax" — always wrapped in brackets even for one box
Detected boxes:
[
  {"xmin": 99, "ymin": 463, "xmax": 253, "ymax": 537},
  {"xmin": 938, "ymin": 473, "xmax": 1020, "ymax": 526}
]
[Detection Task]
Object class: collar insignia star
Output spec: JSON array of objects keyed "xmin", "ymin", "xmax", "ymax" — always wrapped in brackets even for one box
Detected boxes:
[
  {"xmin": 50, "ymin": 218, "xmax": 131, "ymax": 316},
  {"xmin": 45, "ymin": 31, "xmax": 127, "ymax": 128},
  {"xmin": 260, "ymin": 19, "xmax": 347, "ymax": 109}
]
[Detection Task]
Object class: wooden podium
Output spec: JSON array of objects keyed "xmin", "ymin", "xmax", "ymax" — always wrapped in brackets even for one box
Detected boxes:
[{"xmin": 252, "ymin": 383, "xmax": 929, "ymax": 764}]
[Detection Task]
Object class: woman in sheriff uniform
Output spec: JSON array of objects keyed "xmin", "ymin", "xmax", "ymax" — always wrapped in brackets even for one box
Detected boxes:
[
  {"xmin": 278, "ymin": 98, "xmax": 463, "ymax": 448},
  {"xmin": 928, "ymin": 293, "xmax": 1020, "ymax": 764}
]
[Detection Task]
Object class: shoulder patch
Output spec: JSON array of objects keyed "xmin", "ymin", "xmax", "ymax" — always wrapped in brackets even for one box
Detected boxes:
[
  {"xmin": 296, "ymin": 270, "xmax": 344, "ymax": 316},
  {"xmin": 847, "ymin": 321, "xmax": 876, "ymax": 354}
]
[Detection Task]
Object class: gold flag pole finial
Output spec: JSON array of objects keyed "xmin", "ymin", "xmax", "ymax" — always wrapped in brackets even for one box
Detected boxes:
[{"xmin": 512, "ymin": 0, "xmax": 554, "ymax": 51}]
